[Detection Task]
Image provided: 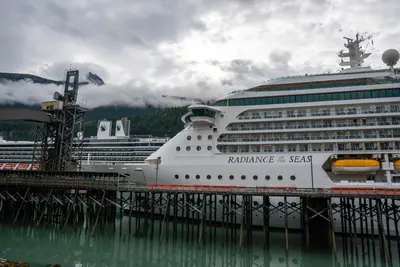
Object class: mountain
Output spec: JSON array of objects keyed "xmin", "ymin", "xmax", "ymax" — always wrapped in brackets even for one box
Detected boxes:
[
  {"xmin": 0, "ymin": 103, "xmax": 188, "ymax": 141},
  {"xmin": 0, "ymin": 71, "xmax": 190, "ymax": 141},
  {"xmin": 0, "ymin": 72, "xmax": 104, "ymax": 86},
  {"xmin": 87, "ymin": 72, "xmax": 105, "ymax": 85}
]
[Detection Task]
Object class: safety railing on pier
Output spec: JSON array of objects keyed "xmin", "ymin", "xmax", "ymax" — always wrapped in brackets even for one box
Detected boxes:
[
  {"xmin": 1, "ymin": 170, "xmax": 400, "ymax": 198},
  {"xmin": 0, "ymin": 170, "xmax": 122, "ymax": 191}
]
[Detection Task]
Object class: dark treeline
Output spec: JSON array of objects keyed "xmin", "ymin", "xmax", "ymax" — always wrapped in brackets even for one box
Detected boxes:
[{"xmin": 0, "ymin": 103, "xmax": 188, "ymax": 141}]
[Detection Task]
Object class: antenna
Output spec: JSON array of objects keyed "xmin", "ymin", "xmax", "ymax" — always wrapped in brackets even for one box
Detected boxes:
[{"xmin": 338, "ymin": 33, "xmax": 372, "ymax": 69}]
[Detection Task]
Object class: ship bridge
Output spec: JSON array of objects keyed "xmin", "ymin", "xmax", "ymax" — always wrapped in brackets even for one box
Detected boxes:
[{"xmin": 182, "ymin": 104, "xmax": 221, "ymax": 126}]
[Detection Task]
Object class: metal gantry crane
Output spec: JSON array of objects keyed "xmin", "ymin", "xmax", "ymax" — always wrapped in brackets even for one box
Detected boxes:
[{"xmin": 32, "ymin": 70, "xmax": 87, "ymax": 171}]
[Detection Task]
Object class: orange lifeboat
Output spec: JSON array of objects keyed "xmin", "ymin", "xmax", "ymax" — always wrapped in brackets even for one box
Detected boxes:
[
  {"xmin": 3, "ymin": 163, "xmax": 17, "ymax": 170},
  {"xmin": 32, "ymin": 164, "xmax": 40, "ymax": 170},
  {"xmin": 393, "ymin": 160, "xmax": 400, "ymax": 173},
  {"xmin": 17, "ymin": 164, "xmax": 30, "ymax": 170},
  {"xmin": 331, "ymin": 159, "xmax": 380, "ymax": 174}
]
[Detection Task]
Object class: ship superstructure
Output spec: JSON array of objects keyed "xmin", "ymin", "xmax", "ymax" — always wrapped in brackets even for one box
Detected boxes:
[{"xmin": 141, "ymin": 34, "xmax": 400, "ymax": 230}]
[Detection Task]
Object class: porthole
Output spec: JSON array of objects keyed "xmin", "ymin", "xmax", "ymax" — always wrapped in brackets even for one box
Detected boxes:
[
  {"xmin": 241, "ymin": 175, "xmax": 246, "ymax": 180},
  {"xmin": 278, "ymin": 201, "xmax": 283, "ymax": 206},
  {"xmin": 218, "ymin": 175, "xmax": 222, "ymax": 180},
  {"xmin": 176, "ymin": 146, "xmax": 180, "ymax": 151},
  {"xmin": 265, "ymin": 175, "xmax": 270, "ymax": 180},
  {"xmin": 186, "ymin": 146, "xmax": 191, "ymax": 151},
  {"xmin": 175, "ymin": 174, "xmax": 179, "ymax": 179},
  {"xmin": 196, "ymin": 175, "xmax": 200, "ymax": 180},
  {"xmin": 208, "ymin": 135, "xmax": 212, "ymax": 140},
  {"xmin": 207, "ymin": 175, "xmax": 211, "ymax": 180},
  {"xmin": 207, "ymin": 146, "xmax": 212, "ymax": 151},
  {"xmin": 185, "ymin": 174, "xmax": 189, "ymax": 179},
  {"xmin": 278, "ymin": 175, "xmax": 283, "ymax": 180},
  {"xmin": 253, "ymin": 175, "xmax": 258, "ymax": 180},
  {"xmin": 187, "ymin": 136, "xmax": 191, "ymax": 141},
  {"xmin": 197, "ymin": 135, "xmax": 202, "ymax": 140},
  {"xmin": 229, "ymin": 175, "xmax": 234, "ymax": 180},
  {"xmin": 197, "ymin": 146, "xmax": 201, "ymax": 151},
  {"xmin": 219, "ymin": 200, "xmax": 223, "ymax": 204},
  {"xmin": 290, "ymin": 175, "xmax": 296, "ymax": 181},
  {"xmin": 291, "ymin": 202, "xmax": 296, "ymax": 207},
  {"xmin": 253, "ymin": 201, "xmax": 259, "ymax": 206}
]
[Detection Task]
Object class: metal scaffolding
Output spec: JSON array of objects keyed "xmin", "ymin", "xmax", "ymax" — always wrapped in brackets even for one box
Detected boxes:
[{"xmin": 32, "ymin": 70, "xmax": 86, "ymax": 171}]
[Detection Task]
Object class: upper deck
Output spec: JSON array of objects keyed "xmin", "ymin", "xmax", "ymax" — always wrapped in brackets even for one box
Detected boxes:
[{"xmin": 213, "ymin": 34, "xmax": 400, "ymax": 106}]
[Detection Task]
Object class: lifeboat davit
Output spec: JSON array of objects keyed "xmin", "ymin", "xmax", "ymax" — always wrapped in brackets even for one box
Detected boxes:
[
  {"xmin": 393, "ymin": 160, "xmax": 400, "ymax": 173},
  {"xmin": 331, "ymin": 159, "xmax": 380, "ymax": 174}
]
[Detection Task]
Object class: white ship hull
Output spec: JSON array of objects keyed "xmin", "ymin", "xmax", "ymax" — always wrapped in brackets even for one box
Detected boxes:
[{"xmin": 81, "ymin": 163, "xmax": 148, "ymax": 184}]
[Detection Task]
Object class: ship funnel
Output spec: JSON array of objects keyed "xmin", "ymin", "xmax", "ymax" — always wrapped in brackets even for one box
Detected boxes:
[
  {"xmin": 96, "ymin": 120, "xmax": 112, "ymax": 139},
  {"xmin": 115, "ymin": 117, "xmax": 131, "ymax": 137}
]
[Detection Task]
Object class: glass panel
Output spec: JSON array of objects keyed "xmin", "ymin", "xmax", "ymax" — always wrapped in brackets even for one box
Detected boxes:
[{"xmin": 225, "ymin": 88, "xmax": 399, "ymax": 106}]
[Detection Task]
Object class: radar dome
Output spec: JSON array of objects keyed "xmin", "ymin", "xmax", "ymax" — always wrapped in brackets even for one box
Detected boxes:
[{"xmin": 382, "ymin": 49, "xmax": 400, "ymax": 67}]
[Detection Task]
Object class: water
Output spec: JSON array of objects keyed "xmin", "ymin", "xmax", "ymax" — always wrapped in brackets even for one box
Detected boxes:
[{"xmin": 0, "ymin": 217, "xmax": 398, "ymax": 267}]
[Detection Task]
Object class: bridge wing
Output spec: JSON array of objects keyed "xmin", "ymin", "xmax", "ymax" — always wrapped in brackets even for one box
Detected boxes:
[{"xmin": 0, "ymin": 108, "xmax": 52, "ymax": 123}]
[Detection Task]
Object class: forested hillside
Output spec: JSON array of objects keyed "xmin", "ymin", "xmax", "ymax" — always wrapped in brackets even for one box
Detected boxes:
[
  {"xmin": 0, "ymin": 104, "xmax": 188, "ymax": 141},
  {"xmin": 0, "ymin": 72, "xmax": 189, "ymax": 140}
]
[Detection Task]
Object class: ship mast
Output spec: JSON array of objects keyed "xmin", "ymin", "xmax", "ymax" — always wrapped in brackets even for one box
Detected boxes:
[{"xmin": 338, "ymin": 33, "xmax": 372, "ymax": 69}]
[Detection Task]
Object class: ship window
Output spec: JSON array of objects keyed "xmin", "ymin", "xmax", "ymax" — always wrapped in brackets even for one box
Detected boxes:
[
  {"xmin": 196, "ymin": 175, "xmax": 200, "ymax": 179},
  {"xmin": 218, "ymin": 175, "xmax": 222, "ymax": 180},
  {"xmin": 208, "ymin": 135, "xmax": 212, "ymax": 140},
  {"xmin": 176, "ymin": 146, "xmax": 180, "ymax": 151},
  {"xmin": 290, "ymin": 175, "xmax": 296, "ymax": 181},
  {"xmin": 229, "ymin": 175, "xmax": 234, "ymax": 180},
  {"xmin": 197, "ymin": 135, "xmax": 202, "ymax": 140},
  {"xmin": 253, "ymin": 175, "xmax": 258, "ymax": 180},
  {"xmin": 253, "ymin": 201, "xmax": 259, "ymax": 206},
  {"xmin": 186, "ymin": 146, "xmax": 191, "ymax": 151},
  {"xmin": 228, "ymin": 88, "xmax": 400, "ymax": 107},
  {"xmin": 187, "ymin": 136, "xmax": 191, "ymax": 141},
  {"xmin": 241, "ymin": 175, "xmax": 246, "ymax": 180},
  {"xmin": 197, "ymin": 146, "xmax": 201, "ymax": 151},
  {"xmin": 207, "ymin": 175, "xmax": 211, "ymax": 180},
  {"xmin": 265, "ymin": 175, "xmax": 270, "ymax": 180},
  {"xmin": 175, "ymin": 175, "xmax": 179, "ymax": 179},
  {"xmin": 278, "ymin": 175, "xmax": 283, "ymax": 180},
  {"xmin": 207, "ymin": 146, "xmax": 212, "ymax": 151},
  {"xmin": 185, "ymin": 174, "xmax": 189, "ymax": 179}
]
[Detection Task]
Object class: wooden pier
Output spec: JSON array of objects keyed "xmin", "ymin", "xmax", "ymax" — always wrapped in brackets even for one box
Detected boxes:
[{"xmin": 1, "ymin": 170, "xmax": 400, "ymax": 265}]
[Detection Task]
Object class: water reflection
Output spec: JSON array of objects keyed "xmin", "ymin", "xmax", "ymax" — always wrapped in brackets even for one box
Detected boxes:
[{"xmin": 0, "ymin": 217, "xmax": 398, "ymax": 267}]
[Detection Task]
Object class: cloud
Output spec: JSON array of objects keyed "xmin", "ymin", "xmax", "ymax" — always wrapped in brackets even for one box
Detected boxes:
[
  {"xmin": 0, "ymin": 0, "xmax": 399, "ymax": 107},
  {"xmin": 0, "ymin": 81, "xmax": 198, "ymax": 109}
]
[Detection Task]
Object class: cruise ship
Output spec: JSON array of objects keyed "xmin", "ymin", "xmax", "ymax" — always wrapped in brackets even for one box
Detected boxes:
[
  {"xmin": 0, "ymin": 117, "xmax": 169, "ymax": 176},
  {"xmin": 140, "ymin": 34, "xmax": 400, "ymax": 230}
]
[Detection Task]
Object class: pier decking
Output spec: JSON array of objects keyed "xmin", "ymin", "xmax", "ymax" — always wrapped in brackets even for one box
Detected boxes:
[{"xmin": 1, "ymin": 170, "xmax": 400, "ymax": 265}]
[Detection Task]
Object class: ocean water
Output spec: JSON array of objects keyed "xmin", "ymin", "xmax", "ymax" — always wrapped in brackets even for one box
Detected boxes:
[{"xmin": 0, "ymin": 216, "xmax": 398, "ymax": 267}]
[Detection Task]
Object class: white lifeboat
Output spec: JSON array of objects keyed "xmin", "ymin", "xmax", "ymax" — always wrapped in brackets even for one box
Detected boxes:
[{"xmin": 331, "ymin": 159, "xmax": 380, "ymax": 174}]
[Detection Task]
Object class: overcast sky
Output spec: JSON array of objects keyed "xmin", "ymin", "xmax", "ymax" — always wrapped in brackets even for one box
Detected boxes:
[{"xmin": 1, "ymin": 0, "xmax": 399, "ymax": 108}]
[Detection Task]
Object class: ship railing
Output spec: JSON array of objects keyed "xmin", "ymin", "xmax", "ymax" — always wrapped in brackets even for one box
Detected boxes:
[{"xmin": 138, "ymin": 184, "xmax": 400, "ymax": 197}]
